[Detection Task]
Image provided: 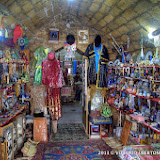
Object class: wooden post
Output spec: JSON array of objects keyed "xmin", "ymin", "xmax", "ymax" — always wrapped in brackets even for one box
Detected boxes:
[{"xmin": 85, "ymin": 59, "xmax": 88, "ymax": 134}]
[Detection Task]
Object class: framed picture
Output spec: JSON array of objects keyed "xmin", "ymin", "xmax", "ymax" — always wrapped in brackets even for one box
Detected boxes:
[
  {"xmin": 48, "ymin": 28, "xmax": 59, "ymax": 44},
  {"xmin": 61, "ymin": 87, "xmax": 71, "ymax": 96},
  {"xmin": 77, "ymin": 29, "xmax": 89, "ymax": 44},
  {"xmin": 63, "ymin": 61, "xmax": 73, "ymax": 68}
]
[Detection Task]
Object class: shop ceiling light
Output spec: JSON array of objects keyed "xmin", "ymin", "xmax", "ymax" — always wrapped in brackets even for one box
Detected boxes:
[
  {"xmin": 148, "ymin": 28, "xmax": 160, "ymax": 39},
  {"xmin": 148, "ymin": 31, "xmax": 154, "ymax": 39}
]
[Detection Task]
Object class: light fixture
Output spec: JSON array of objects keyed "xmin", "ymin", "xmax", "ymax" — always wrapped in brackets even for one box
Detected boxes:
[
  {"xmin": 148, "ymin": 28, "xmax": 156, "ymax": 39},
  {"xmin": 66, "ymin": 23, "xmax": 70, "ymax": 28},
  {"xmin": 148, "ymin": 32, "xmax": 154, "ymax": 39},
  {"xmin": 66, "ymin": 19, "xmax": 70, "ymax": 28}
]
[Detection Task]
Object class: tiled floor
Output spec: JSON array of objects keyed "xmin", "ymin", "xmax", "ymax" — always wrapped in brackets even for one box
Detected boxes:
[{"xmin": 58, "ymin": 102, "xmax": 83, "ymax": 124}]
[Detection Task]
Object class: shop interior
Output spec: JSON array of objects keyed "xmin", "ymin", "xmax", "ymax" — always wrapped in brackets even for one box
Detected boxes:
[{"xmin": 0, "ymin": 0, "xmax": 160, "ymax": 160}]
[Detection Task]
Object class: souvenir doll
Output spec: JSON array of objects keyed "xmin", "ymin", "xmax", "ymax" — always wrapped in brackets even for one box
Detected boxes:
[
  {"xmin": 132, "ymin": 84, "xmax": 137, "ymax": 94},
  {"xmin": 127, "ymin": 80, "xmax": 134, "ymax": 93},
  {"xmin": 134, "ymin": 68, "xmax": 138, "ymax": 78}
]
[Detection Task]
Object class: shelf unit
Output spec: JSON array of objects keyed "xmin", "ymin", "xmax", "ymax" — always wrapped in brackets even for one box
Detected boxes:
[
  {"xmin": 108, "ymin": 87, "xmax": 160, "ymax": 103},
  {"xmin": 107, "ymin": 65, "xmax": 160, "ymax": 144},
  {"xmin": 109, "ymin": 102, "xmax": 160, "ymax": 134}
]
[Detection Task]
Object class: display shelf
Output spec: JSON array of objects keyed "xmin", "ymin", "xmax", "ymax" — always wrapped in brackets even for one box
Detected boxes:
[
  {"xmin": 109, "ymin": 103, "xmax": 160, "ymax": 134},
  {"xmin": 108, "ymin": 87, "xmax": 160, "ymax": 103},
  {"xmin": 0, "ymin": 106, "xmax": 27, "ymax": 127},
  {"xmin": 117, "ymin": 89, "xmax": 160, "ymax": 103},
  {"xmin": 122, "ymin": 76, "xmax": 160, "ymax": 83},
  {"xmin": 19, "ymin": 98, "xmax": 31, "ymax": 101},
  {"xmin": 108, "ymin": 65, "xmax": 160, "ymax": 69},
  {"xmin": 0, "ymin": 61, "xmax": 28, "ymax": 65}
]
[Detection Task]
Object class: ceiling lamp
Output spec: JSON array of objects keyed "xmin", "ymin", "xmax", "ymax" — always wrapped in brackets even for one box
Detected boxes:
[
  {"xmin": 66, "ymin": 19, "xmax": 70, "ymax": 28},
  {"xmin": 148, "ymin": 28, "xmax": 159, "ymax": 39}
]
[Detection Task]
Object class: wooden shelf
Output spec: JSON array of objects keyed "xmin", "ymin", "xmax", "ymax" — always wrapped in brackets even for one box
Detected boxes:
[
  {"xmin": 0, "ymin": 61, "xmax": 28, "ymax": 65},
  {"xmin": 108, "ymin": 87, "xmax": 160, "ymax": 103},
  {"xmin": 108, "ymin": 65, "xmax": 160, "ymax": 69},
  {"xmin": 0, "ymin": 106, "xmax": 27, "ymax": 127},
  {"xmin": 109, "ymin": 103, "xmax": 160, "ymax": 134}
]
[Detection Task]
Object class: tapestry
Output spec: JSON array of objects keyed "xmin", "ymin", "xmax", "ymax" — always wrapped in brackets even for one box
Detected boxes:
[{"xmin": 32, "ymin": 140, "xmax": 117, "ymax": 160}]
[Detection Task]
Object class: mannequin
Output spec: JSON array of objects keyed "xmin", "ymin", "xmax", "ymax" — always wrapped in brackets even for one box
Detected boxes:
[
  {"xmin": 84, "ymin": 35, "xmax": 109, "ymax": 89},
  {"xmin": 42, "ymin": 52, "xmax": 63, "ymax": 133}
]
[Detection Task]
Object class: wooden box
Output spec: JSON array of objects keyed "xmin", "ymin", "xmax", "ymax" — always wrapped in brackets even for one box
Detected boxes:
[
  {"xmin": 33, "ymin": 117, "xmax": 48, "ymax": 142},
  {"xmin": 0, "ymin": 139, "xmax": 7, "ymax": 160},
  {"xmin": 0, "ymin": 123, "xmax": 14, "ymax": 160}
]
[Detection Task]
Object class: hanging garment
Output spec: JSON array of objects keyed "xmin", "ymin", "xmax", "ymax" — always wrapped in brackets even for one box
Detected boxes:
[
  {"xmin": 33, "ymin": 46, "xmax": 51, "ymax": 85},
  {"xmin": 47, "ymin": 87, "xmax": 61, "ymax": 120},
  {"xmin": 30, "ymin": 85, "xmax": 47, "ymax": 116},
  {"xmin": 42, "ymin": 55, "xmax": 64, "ymax": 121},
  {"xmin": 42, "ymin": 58, "xmax": 64, "ymax": 88},
  {"xmin": 84, "ymin": 43, "xmax": 109, "ymax": 89}
]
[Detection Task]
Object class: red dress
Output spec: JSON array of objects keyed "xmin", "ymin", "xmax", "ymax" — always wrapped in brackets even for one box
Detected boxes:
[{"xmin": 42, "ymin": 58, "xmax": 63, "ymax": 120}]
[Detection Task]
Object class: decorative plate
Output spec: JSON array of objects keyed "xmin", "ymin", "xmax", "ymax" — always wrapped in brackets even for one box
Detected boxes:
[
  {"xmin": 108, "ymin": 61, "xmax": 113, "ymax": 67},
  {"xmin": 114, "ymin": 59, "xmax": 120, "ymax": 66}
]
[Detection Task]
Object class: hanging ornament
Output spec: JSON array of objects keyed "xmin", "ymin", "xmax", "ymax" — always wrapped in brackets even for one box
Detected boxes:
[
  {"xmin": 18, "ymin": 37, "xmax": 25, "ymax": 50},
  {"xmin": 13, "ymin": 24, "xmax": 23, "ymax": 44},
  {"xmin": 18, "ymin": 37, "xmax": 25, "ymax": 46},
  {"xmin": 24, "ymin": 36, "xmax": 29, "ymax": 45}
]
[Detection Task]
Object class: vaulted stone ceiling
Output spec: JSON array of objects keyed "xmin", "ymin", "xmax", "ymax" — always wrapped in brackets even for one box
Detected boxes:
[{"xmin": 0, "ymin": 0, "xmax": 160, "ymax": 54}]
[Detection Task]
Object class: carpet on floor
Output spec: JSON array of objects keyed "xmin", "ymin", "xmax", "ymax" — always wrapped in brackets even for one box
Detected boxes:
[
  {"xmin": 50, "ymin": 123, "xmax": 89, "ymax": 141},
  {"xmin": 32, "ymin": 140, "xmax": 117, "ymax": 160}
]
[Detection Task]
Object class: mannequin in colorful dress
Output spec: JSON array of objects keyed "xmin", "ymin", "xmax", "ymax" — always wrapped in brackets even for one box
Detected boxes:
[{"xmin": 42, "ymin": 52, "xmax": 64, "ymax": 133}]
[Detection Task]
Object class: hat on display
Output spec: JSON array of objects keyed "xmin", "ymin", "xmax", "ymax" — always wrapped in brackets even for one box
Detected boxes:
[
  {"xmin": 13, "ymin": 24, "xmax": 23, "ymax": 44},
  {"xmin": 66, "ymin": 34, "xmax": 75, "ymax": 45}
]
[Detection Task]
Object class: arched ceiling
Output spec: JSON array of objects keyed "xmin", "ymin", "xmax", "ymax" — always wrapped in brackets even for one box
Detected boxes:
[{"xmin": 0, "ymin": 0, "xmax": 160, "ymax": 53}]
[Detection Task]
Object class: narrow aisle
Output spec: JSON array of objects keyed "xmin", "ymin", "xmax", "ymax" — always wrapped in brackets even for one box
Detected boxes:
[
  {"xmin": 50, "ymin": 102, "xmax": 88, "ymax": 141},
  {"xmin": 58, "ymin": 102, "xmax": 82, "ymax": 124}
]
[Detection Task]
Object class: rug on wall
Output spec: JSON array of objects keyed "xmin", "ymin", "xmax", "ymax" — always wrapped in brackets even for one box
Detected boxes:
[
  {"xmin": 32, "ymin": 140, "xmax": 117, "ymax": 160},
  {"xmin": 50, "ymin": 123, "xmax": 89, "ymax": 141}
]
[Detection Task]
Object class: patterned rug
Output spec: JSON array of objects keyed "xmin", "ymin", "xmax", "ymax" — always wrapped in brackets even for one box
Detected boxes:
[
  {"xmin": 50, "ymin": 123, "xmax": 89, "ymax": 141},
  {"xmin": 32, "ymin": 140, "xmax": 117, "ymax": 160}
]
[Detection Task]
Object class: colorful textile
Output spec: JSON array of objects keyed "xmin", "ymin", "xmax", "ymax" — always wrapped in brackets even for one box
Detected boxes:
[
  {"xmin": 33, "ymin": 46, "xmax": 48, "ymax": 85},
  {"xmin": 32, "ymin": 140, "xmax": 117, "ymax": 160},
  {"xmin": 89, "ymin": 110, "xmax": 112, "ymax": 125},
  {"xmin": 13, "ymin": 24, "xmax": 23, "ymax": 44},
  {"xmin": 42, "ymin": 58, "xmax": 63, "ymax": 88},
  {"xmin": 95, "ymin": 43, "xmax": 102, "ymax": 73},
  {"xmin": 73, "ymin": 60, "xmax": 77, "ymax": 75},
  {"xmin": 84, "ymin": 43, "xmax": 109, "ymax": 89},
  {"xmin": 47, "ymin": 87, "xmax": 61, "ymax": 120}
]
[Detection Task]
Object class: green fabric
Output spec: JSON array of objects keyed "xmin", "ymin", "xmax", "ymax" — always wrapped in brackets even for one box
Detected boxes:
[
  {"xmin": 34, "ymin": 67, "xmax": 42, "ymax": 85},
  {"xmin": 101, "ymin": 103, "xmax": 112, "ymax": 117},
  {"xmin": 24, "ymin": 37, "xmax": 29, "ymax": 45},
  {"xmin": 33, "ymin": 46, "xmax": 51, "ymax": 85}
]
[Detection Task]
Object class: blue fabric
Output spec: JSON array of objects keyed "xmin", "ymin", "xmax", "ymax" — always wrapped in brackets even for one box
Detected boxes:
[
  {"xmin": 73, "ymin": 60, "xmax": 77, "ymax": 75},
  {"xmin": 95, "ymin": 44, "xmax": 102, "ymax": 73},
  {"xmin": 89, "ymin": 116, "xmax": 112, "ymax": 125}
]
